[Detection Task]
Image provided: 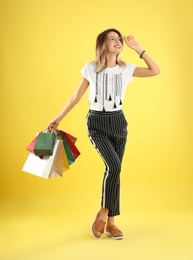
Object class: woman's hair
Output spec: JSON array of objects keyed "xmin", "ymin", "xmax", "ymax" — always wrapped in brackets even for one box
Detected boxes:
[{"xmin": 93, "ymin": 28, "xmax": 126, "ymax": 72}]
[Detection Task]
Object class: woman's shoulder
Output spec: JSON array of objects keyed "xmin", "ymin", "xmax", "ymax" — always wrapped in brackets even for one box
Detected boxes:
[
  {"xmin": 123, "ymin": 63, "xmax": 136, "ymax": 68},
  {"xmin": 81, "ymin": 62, "xmax": 97, "ymax": 73},
  {"xmin": 122, "ymin": 63, "xmax": 136, "ymax": 72},
  {"xmin": 83, "ymin": 62, "xmax": 97, "ymax": 69},
  {"xmin": 80, "ymin": 62, "xmax": 98, "ymax": 78}
]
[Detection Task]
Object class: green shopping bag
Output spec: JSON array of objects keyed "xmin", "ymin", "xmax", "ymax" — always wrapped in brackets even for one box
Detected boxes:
[{"xmin": 34, "ymin": 132, "xmax": 56, "ymax": 156}]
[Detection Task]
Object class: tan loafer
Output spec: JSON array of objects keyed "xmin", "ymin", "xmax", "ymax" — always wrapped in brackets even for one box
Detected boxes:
[
  {"xmin": 92, "ymin": 213, "xmax": 106, "ymax": 239},
  {"xmin": 106, "ymin": 225, "xmax": 124, "ymax": 240}
]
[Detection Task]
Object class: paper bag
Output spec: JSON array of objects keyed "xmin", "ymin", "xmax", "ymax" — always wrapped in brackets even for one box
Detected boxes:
[
  {"xmin": 34, "ymin": 132, "xmax": 56, "ymax": 156},
  {"xmin": 22, "ymin": 139, "xmax": 63, "ymax": 179}
]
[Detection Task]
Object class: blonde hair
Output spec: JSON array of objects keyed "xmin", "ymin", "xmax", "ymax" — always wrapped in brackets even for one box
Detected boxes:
[{"xmin": 93, "ymin": 28, "xmax": 126, "ymax": 72}]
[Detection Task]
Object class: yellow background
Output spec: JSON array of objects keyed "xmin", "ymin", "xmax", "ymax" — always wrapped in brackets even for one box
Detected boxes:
[{"xmin": 0, "ymin": 0, "xmax": 193, "ymax": 259}]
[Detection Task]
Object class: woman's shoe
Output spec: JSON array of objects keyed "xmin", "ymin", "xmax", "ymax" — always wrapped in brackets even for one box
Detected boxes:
[
  {"xmin": 106, "ymin": 225, "xmax": 124, "ymax": 240},
  {"xmin": 91, "ymin": 212, "xmax": 106, "ymax": 239}
]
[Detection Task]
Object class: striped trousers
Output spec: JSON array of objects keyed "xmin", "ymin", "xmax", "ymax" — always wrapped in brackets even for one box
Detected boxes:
[{"xmin": 86, "ymin": 110, "xmax": 128, "ymax": 217}]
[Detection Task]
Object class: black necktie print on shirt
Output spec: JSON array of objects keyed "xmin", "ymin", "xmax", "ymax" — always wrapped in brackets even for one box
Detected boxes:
[{"xmin": 94, "ymin": 72, "xmax": 123, "ymax": 111}]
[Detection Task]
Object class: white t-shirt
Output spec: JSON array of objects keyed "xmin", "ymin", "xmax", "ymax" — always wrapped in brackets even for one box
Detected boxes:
[{"xmin": 81, "ymin": 62, "xmax": 136, "ymax": 111}]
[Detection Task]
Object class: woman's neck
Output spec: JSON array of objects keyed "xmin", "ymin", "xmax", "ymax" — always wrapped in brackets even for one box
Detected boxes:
[{"xmin": 106, "ymin": 54, "xmax": 117, "ymax": 68}]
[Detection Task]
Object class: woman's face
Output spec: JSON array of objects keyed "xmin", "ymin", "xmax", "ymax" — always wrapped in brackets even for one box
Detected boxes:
[{"xmin": 105, "ymin": 31, "xmax": 123, "ymax": 54}]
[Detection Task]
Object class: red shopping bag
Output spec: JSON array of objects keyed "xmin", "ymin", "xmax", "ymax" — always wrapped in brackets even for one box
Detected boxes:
[
  {"xmin": 60, "ymin": 131, "xmax": 80, "ymax": 160},
  {"xmin": 66, "ymin": 133, "xmax": 77, "ymax": 144},
  {"xmin": 26, "ymin": 135, "xmax": 38, "ymax": 153},
  {"xmin": 26, "ymin": 132, "xmax": 44, "ymax": 158}
]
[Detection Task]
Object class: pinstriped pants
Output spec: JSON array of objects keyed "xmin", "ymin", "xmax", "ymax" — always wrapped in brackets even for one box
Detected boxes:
[{"xmin": 86, "ymin": 110, "xmax": 128, "ymax": 217}]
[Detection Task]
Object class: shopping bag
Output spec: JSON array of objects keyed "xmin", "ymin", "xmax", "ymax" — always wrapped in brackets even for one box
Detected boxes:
[
  {"xmin": 59, "ymin": 132, "xmax": 75, "ymax": 166},
  {"xmin": 60, "ymin": 131, "xmax": 80, "ymax": 160},
  {"xmin": 34, "ymin": 132, "xmax": 56, "ymax": 156},
  {"xmin": 22, "ymin": 139, "xmax": 63, "ymax": 179},
  {"xmin": 26, "ymin": 135, "xmax": 38, "ymax": 153},
  {"xmin": 61, "ymin": 138, "xmax": 69, "ymax": 172},
  {"xmin": 66, "ymin": 133, "xmax": 77, "ymax": 144},
  {"xmin": 26, "ymin": 133, "xmax": 43, "ymax": 159}
]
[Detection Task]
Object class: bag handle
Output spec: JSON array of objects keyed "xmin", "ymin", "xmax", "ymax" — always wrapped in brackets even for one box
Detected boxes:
[{"xmin": 45, "ymin": 127, "xmax": 59, "ymax": 134}]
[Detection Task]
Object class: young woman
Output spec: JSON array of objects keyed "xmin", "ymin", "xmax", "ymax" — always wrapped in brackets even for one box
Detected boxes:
[{"xmin": 48, "ymin": 28, "xmax": 160, "ymax": 240}]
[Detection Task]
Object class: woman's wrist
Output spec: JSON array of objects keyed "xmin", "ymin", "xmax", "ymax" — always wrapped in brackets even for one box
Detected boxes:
[
  {"xmin": 55, "ymin": 117, "xmax": 61, "ymax": 124},
  {"xmin": 135, "ymin": 48, "xmax": 146, "ymax": 59},
  {"xmin": 140, "ymin": 50, "xmax": 146, "ymax": 59},
  {"xmin": 135, "ymin": 47, "xmax": 143, "ymax": 55}
]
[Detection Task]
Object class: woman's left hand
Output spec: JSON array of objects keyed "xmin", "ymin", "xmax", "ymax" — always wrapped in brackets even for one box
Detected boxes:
[{"xmin": 124, "ymin": 35, "xmax": 142, "ymax": 53}]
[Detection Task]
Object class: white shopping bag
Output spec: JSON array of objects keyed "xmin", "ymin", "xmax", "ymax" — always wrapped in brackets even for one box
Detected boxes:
[{"xmin": 22, "ymin": 139, "xmax": 63, "ymax": 179}]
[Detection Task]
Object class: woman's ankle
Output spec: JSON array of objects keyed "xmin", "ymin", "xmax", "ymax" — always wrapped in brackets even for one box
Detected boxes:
[
  {"xmin": 107, "ymin": 216, "xmax": 115, "ymax": 226},
  {"xmin": 98, "ymin": 207, "xmax": 108, "ymax": 222}
]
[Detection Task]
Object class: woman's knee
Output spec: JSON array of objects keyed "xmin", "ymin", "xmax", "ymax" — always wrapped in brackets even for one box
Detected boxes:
[{"xmin": 108, "ymin": 160, "xmax": 121, "ymax": 175}]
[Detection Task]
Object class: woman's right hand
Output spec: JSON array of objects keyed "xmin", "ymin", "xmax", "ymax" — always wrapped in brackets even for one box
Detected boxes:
[
  {"xmin": 124, "ymin": 35, "xmax": 142, "ymax": 53},
  {"xmin": 47, "ymin": 118, "xmax": 60, "ymax": 132}
]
